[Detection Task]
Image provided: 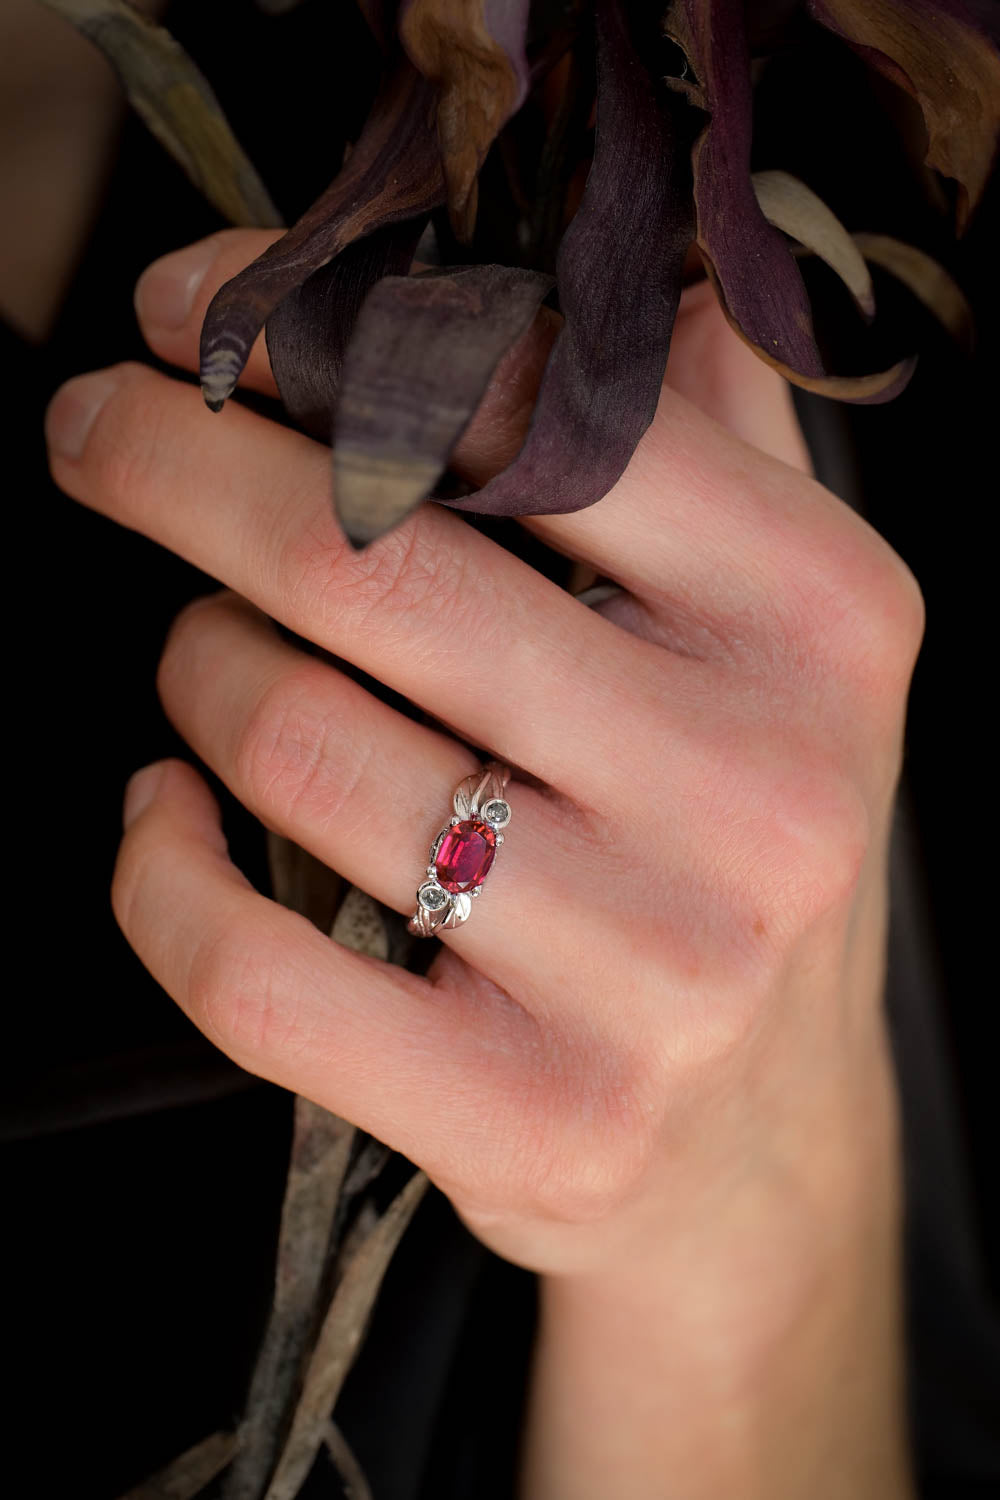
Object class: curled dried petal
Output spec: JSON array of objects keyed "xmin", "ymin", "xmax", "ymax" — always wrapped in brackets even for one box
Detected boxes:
[
  {"xmin": 752, "ymin": 170, "xmax": 875, "ymax": 320},
  {"xmin": 665, "ymin": 0, "xmax": 914, "ymax": 402},
  {"xmin": 199, "ymin": 61, "xmax": 445, "ymax": 410},
  {"xmin": 853, "ymin": 233, "xmax": 975, "ymax": 350}
]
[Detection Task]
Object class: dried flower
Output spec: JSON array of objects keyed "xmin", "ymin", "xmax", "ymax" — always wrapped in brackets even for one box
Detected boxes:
[{"xmin": 47, "ymin": 0, "xmax": 1000, "ymax": 546}]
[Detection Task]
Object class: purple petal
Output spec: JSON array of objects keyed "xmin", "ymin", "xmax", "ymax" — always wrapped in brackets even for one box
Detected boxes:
[
  {"xmin": 265, "ymin": 220, "xmax": 427, "ymax": 444},
  {"xmin": 199, "ymin": 61, "xmax": 445, "ymax": 410},
  {"xmin": 807, "ymin": 0, "xmax": 1000, "ymax": 232},
  {"xmin": 439, "ymin": 0, "xmax": 693, "ymax": 518},
  {"xmin": 332, "ymin": 265, "xmax": 554, "ymax": 547},
  {"xmin": 665, "ymin": 0, "xmax": 915, "ymax": 401}
]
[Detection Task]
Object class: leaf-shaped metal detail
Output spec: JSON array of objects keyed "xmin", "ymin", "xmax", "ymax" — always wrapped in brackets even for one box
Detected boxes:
[
  {"xmin": 200, "ymin": 60, "xmax": 446, "ymax": 411},
  {"xmin": 808, "ymin": 0, "xmax": 1000, "ymax": 233},
  {"xmin": 752, "ymin": 170, "xmax": 875, "ymax": 320},
  {"xmin": 39, "ymin": 0, "xmax": 280, "ymax": 229},
  {"xmin": 442, "ymin": 892, "xmax": 473, "ymax": 928},
  {"xmin": 399, "ymin": 0, "xmax": 532, "ymax": 239},
  {"xmin": 261, "ymin": 1170, "xmax": 430, "ymax": 1500},
  {"xmin": 452, "ymin": 762, "xmax": 508, "ymax": 818},
  {"xmin": 440, "ymin": 0, "xmax": 693, "ymax": 518},
  {"xmin": 664, "ymin": 0, "xmax": 914, "ymax": 403},
  {"xmin": 333, "ymin": 264, "xmax": 553, "ymax": 546}
]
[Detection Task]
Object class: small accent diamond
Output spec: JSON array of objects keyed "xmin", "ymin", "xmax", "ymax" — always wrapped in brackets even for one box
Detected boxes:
[
  {"xmin": 482, "ymin": 798, "xmax": 511, "ymax": 827},
  {"xmin": 418, "ymin": 882, "xmax": 448, "ymax": 911}
]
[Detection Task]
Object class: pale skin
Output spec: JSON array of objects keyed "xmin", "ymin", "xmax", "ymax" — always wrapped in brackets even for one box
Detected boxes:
[{"xmin": 42, "ymin": 226, "xmax": 923, "ymax": 1497}]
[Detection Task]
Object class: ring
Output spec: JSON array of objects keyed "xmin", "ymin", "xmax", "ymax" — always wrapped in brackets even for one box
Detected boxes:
[{"xmin": 407, "ymin": 760, "xmax": 513, "ymax": 937}]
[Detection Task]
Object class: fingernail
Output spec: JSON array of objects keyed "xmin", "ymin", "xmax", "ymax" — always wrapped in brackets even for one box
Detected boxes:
[
  {"xmin": 123, "ymin": 762, "xmax": 166, "ymax": 829},
  {"xmin": 134, "ymin": 237, "xmax": 219, "ymax": 331},
  {"xmin": 44, "ymin": 369, "xmax": 121, "ymax": 461}
]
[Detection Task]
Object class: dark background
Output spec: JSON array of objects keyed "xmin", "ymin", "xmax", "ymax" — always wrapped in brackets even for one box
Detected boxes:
[{"xmin": 3, "ymin": 2, "xmax": 997, "ymax": 1496}]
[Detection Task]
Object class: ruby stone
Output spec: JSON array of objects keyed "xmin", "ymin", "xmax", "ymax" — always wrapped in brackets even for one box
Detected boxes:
[{"xmin": 435, "ymin": 819, "xmax": 497, "ymax": 893}]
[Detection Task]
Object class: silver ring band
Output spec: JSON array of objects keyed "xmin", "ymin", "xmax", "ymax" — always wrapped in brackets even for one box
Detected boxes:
[{"xmin": 407, "ymin": 760, "xmax": 512, "ymax": 937}]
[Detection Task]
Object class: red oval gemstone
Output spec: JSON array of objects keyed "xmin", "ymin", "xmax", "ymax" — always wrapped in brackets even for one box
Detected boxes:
[{"xmin": 434, "ymin": 819, "xmax": 497, "ymax": 893}]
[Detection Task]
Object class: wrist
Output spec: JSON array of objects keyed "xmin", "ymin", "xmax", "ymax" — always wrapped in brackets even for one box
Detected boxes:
[{"xmin": 517, "ymin": 1021, "xmax": 912, "ymax": 1500}]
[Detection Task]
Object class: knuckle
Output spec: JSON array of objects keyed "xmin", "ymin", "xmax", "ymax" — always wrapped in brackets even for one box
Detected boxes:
[
  {"xmin": 235, "ymin": 667, "xmax": 367, "ymax": 828},
  {"xmin": 519, "ymin": 1132, "xmax": 654, "ymax": 1228},
  {"xmin": 748, "ymin": 759, "xmax": 870, "ymax": 935},
  {"xmin": 185, "ymin": 915, "xmax": 305, "ymax": 1067},
  {"xmin": 785, "ymin": 519, "xmax": 925, "ymax": 701},
  {"xmin": 515, "ymin": 1042, "xmax": 662, "ymax": 1227},
  {"xmin": 666, "ymin": 728, "xmax": 871, "ymax": 958},
  {"xmin": 282, "ymin": 504, "xmax": 489, "ymax": 649}
]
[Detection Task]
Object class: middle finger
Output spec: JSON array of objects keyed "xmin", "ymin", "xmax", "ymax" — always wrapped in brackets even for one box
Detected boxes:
[{"xmin": 45, "ymin": 361, "xmax": 702, "ymax": 810}]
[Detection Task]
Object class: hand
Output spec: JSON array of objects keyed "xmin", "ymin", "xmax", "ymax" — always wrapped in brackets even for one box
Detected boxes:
[{"xmin": 45, "ymin": 230, "xmax": 922, "ymax": 1296}]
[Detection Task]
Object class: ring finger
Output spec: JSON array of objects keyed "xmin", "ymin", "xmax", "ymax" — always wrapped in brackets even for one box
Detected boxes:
[{"xmin": 157, "ymin": 587, "xmax": 643, "ymax": 1042}]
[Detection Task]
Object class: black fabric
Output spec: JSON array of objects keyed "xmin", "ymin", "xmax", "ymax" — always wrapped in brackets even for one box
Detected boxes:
[{"xmin": 4, "ymin": 6, "xmax": 999, "ymax": 1496}]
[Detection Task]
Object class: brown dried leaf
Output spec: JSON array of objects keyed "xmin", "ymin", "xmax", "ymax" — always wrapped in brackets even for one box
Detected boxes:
[
  {"xmin": 118, "ymin": 1430, "xmax": 237, "ymax": 1500},
  {"xmin": 262, "ymin": 1170, "xmax": 430, "ymax": 1500},
  {"xmin": 752, "ymin": 170, "xmax": 875, "ymax": 319},
  {"xmin": 322, "ymin": 1422, "xmax": 373, "ymax": 1500},
  {"xmin": 331, "ymin": 885, "xmax": 391, "ymax": 960},
  {"xmin": 399, "ymin": 0, "xmax": 531, "ymax": 239},
  {"xmin": 39, "ymin": 0, "xmax": 280, "ymax": 228},
  {"xmin": 222, "ymin": 1100, "xmax": 355, "ymax": 1500},
  {"xmin": 808, "ymin": 0, "xmax": 1000, "ymax": 232},
  {"xmin": 266, "ymin": 830, "xmax": 343, "ymax": 934},
  {"xmin": 200, "ymin": 59, "xmax": 443, "ymax": 409}
]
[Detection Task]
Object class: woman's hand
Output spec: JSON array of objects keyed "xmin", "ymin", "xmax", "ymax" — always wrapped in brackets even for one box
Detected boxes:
[{"xmin": 45, "ymin": 230, "xmax": 922, "ymax": 1496}]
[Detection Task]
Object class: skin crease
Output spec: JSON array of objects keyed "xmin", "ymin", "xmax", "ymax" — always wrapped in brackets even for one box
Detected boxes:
[{"xmin": 43, "ymin": 229, "xmax": 924, "ymax": 1498}]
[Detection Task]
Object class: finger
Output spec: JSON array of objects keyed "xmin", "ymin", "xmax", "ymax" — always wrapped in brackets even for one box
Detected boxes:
[
  {"xmin": 133, "ymin": 228, "xmax": 561, "ymax": 475},
  {"xmin": 46, "ymin": 362, "xmax": 700, "ymax": 810},
  {"xmin": 112, "ymin": 757, "xmax": 571, "ymax": 1208},
  {"xmin": 133, "ymin": 234, "xmax": 806, "ymax": 488},
  {"xmin": 135, "ymin": 229, "xmax": 284, "ymax": 399},
  {"xmin": 663, "ymin": 277, "xmax": 813, "ymax": 475},
  {"xmin": 157, "ymin": 591, "xmax": 629, "ymax": 1030},
  {"xmin": 513, "ymin": 381, "xmax": 839, "ymax": 660}
]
